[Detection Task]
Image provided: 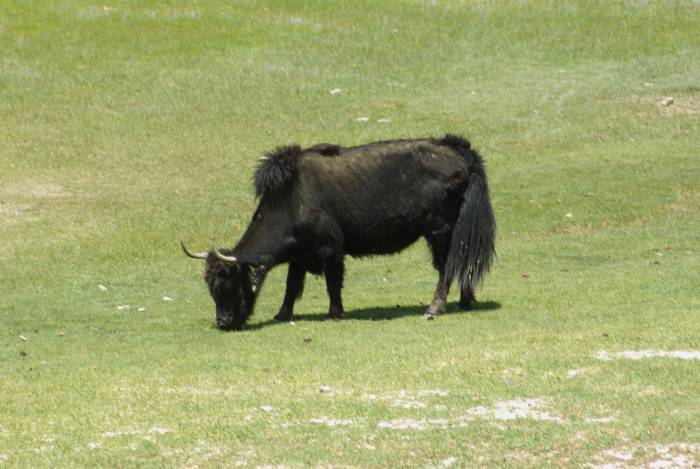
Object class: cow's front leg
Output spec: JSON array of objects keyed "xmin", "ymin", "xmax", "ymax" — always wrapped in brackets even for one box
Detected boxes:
[
  {"xmin": 322, "ymin": 256, "xmax": 345, "ymax": 320},
  {"xmin": 274, "ymin": 262, "xmax": 306, "ymax": 321}
]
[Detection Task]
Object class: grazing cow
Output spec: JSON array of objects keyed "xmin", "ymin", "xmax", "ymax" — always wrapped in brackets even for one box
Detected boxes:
[{"xmin": 182, "ymin": 134, "xmax": 496, "ymax": 330}]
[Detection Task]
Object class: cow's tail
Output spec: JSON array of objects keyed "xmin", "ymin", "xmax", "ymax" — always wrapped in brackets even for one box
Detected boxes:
[{"xmin": 442, "ymin": 135, "xmax": 496, "ymax": 295}]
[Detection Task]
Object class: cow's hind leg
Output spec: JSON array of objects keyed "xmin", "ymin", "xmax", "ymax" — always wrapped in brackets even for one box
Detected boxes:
[
  {"xmin": 322, "ymin": 256, "xmax": 345, "ymax": 320},
  {"xmin": 459, "ymin": 284, "xmax": 476, "ymax": 311},
  {"xmin": 425, "ymin": 228, "xmax": 452, "ymax": 318},
  {"xmin": 274, "ymin": 262, "xmax": 305, "ymax": 321}
]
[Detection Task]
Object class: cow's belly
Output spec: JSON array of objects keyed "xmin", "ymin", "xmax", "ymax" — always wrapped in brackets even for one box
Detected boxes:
[{"xmin": 342, "ymin": 215, "xmax": 424, "ymax": 257}]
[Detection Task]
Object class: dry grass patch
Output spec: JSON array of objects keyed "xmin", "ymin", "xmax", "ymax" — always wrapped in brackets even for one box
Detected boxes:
[
  {"xmin": 668, "ymin": 190, "xmax": 699, "ymax": 214},
  {"xmin": 0, "ymin": 201, "xmax": 34, "ymax": 228},
  {"xmin": 2, "ymin": 182, "xmax": 71, "ymax": 199}
]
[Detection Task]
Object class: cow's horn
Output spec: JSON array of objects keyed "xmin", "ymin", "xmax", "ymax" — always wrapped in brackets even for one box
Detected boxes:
[
  {"xmin": 212, "ymin": 246, "xmax": 238, "ymax": 263},
  {"xmin": 180, "ymin": 241, "xmax": 208, "ymax": 260}
]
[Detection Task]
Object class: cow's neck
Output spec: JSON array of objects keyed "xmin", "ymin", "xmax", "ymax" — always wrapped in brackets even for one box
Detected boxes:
[{"xmin": 231, "ymin": 201, "xmax": 292, "ymax": 269}]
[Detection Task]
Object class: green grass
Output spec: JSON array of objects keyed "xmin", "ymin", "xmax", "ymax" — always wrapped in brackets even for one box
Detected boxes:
[{"xmin": 2, "ymin": 0, "xmax": 699, "ymax": 466}]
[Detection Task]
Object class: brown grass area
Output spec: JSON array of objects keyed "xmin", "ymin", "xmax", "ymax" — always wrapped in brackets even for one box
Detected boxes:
[{"xmin": 668, "ymin": 190, "xmax": 699, "ymax": 214}]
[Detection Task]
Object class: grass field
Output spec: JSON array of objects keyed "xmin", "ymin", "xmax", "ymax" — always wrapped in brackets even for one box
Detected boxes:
[{"xmin": 1, "ymin": 0, "xmax": 699, "ymax": 467}]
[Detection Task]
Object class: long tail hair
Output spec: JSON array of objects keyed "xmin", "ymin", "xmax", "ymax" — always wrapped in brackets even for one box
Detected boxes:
[{"xmin": 441, "ymin": 136, "xmax": 496, "ymax": 292}]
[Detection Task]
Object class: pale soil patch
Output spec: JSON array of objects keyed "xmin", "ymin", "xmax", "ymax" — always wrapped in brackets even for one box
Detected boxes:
[
  {"xmin": 466, "ymin": 398, "xmax": 565, "ymax": 423},
  {"xmin": 589, "ymin": 442, "xmax": 700, "ymax": 468},
  {"xmin": 377, "ymin": 418, "xmax": 450, "ymax": 431},
  {"xmin": 309, "ymin": 416, "xmax": 354, "ymax": 427},
  {"xmin": 377, "ymin": 397, "xmax": 613, "ymax": 430},
  {"xmin": 362, "ymin": 388, "xmax": 447, "ymax": 409},
  {"xmin": 596, "ymin": 350, "xmax": 700, "ymax": 361}
]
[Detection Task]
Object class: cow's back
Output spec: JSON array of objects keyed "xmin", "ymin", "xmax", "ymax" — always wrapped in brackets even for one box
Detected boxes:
[{"xmin": 295, "ymin": 139, "xmax": 469, "ymax": 256}]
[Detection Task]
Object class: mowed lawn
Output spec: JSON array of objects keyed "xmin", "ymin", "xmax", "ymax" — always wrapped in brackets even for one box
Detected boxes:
[{"xmin": 1, "ymin": 0, "xmax": 699, "ymax": 467}]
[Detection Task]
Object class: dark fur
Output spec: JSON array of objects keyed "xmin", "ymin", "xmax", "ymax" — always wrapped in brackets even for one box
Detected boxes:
[
  {"xmin": 443, "ymin": 138, "xmax": 495, "ymax": 293},
  {"xmin": 306, "ymin": 143, "xmax": 341, "ymax": 156},
  {"xmin": 192, "ymin": 134, "xmax": 496, "ymax": 330},
  {"xmin": 254, "ymin": 145, "xmax": 302, "ymax": 197}
]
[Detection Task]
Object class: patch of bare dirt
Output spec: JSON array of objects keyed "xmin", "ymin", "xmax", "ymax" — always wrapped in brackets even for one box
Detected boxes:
[{"xmin": 589, "ymin": 442, "xmax": 700, "ymax": 468}]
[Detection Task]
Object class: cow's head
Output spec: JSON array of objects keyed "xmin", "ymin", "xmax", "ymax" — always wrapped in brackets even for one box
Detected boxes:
[{"xmin": 181, "ymin": 242, "xmax": 261, "ymax": 330}]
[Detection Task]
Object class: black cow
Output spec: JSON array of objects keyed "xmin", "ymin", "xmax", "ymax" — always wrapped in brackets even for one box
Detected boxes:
[{"xmin": 182, "ymin": 134, "xmax": 496, "ymax": 330}]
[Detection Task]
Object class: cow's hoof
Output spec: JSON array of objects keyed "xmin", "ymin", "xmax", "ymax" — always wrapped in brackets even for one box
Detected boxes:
[
  {"xmin": 424, "ymin": 312, "xmax": 438, "ymax": 320},
  {"xmin": 327, "ymin": 308, "xmax": 344, "ymax": 320},
  {"xmin": 273, "ymin": 309, "xmax": 293, "ymax": 322}
]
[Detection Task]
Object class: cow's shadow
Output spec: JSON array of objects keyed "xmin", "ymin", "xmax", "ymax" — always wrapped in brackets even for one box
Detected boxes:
[{"xmin": 239, "ymin": 300, "xmax": 501, "ymax": 331}]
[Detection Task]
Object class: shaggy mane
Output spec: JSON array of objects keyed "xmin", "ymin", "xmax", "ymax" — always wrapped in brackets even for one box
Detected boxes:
[
  {"xmin": 435, "ymin": 134, "xmax": 471, "ymax": 153},
  {"xmin": 435, "ymin": 134, "xmax": 483, "ymax": 166},
  {"xmin": 254, "ymin": 145, "xmax": 302, "ymax": 197}
]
